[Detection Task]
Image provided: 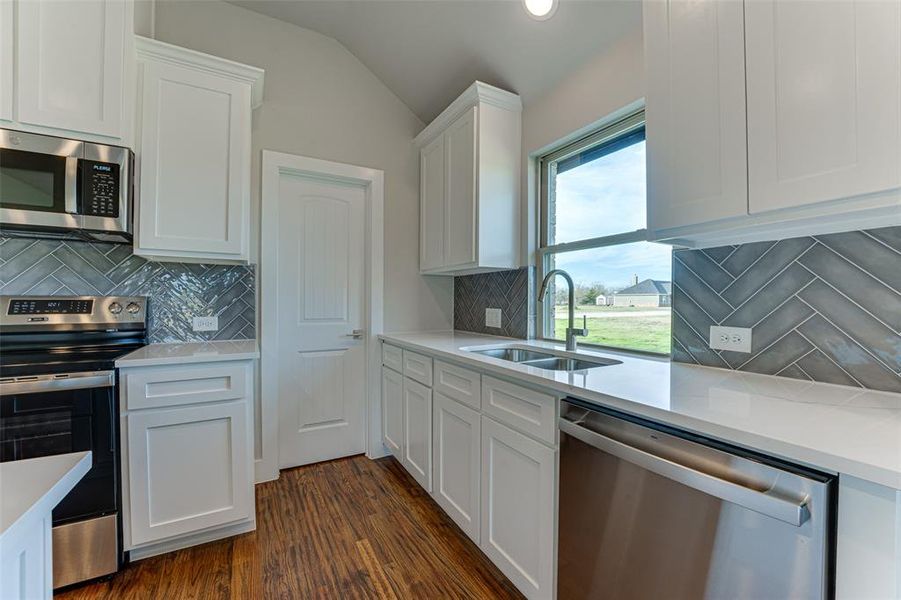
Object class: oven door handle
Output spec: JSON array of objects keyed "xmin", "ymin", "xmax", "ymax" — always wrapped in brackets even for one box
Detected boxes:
[
  {"xmin": 0, "ymin": 371, "xmax": 114, "ymax": 396},
  {"xmin": 559, "ymin": 416, "xmax": 810, "ymax": 527}
]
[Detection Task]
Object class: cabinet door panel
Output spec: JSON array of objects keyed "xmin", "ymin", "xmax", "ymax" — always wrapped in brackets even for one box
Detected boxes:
[
  {"xmin": 481, "ymin": 416, "xmax": 555, "ymax": 600},
  {"xmin": 420, "ymin": 134, "xmax": 446, "ymax": 272},
  {"xmin": 16, "ymin": 0, "xmax": 125, "ymax": 136},
  {"xmin": 137, "ymin": 59, "xmax": 250, "ymax": 258},
  {"xmin": 645, "ymin": 0, "xmax": 748, "ymax": 233},
  {"xmin": 402, "ymin": 377, "xmax": 432, "ymax": 491},
  {"xmin": 0, "ymin": 0, "xmax": 12, "ymax": 122},
  {"xmin": 745, "ymin": 0, "xmax": 901, "ymax": 212},
  {"xmin": 127, "ymin": 401, "xmax": 252, "ymax": 546},
  {"xmin": 444, "ymin": 107, "xmax": 477, "ymax": 268},
  {"xmin": 433, "ymin": 393, "xmax": 480, "ymax": 543},
  {"xmin": 381, "ymin": 367, "xmax": 404, "ymax": 459}
]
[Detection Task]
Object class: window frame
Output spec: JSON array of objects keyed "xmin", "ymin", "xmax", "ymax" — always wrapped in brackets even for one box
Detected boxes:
[{"xmin": 536, "ymin": 109, "xmax": 670, "ymax": 357}]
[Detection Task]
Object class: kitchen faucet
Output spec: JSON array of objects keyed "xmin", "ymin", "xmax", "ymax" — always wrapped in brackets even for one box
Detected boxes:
[{"xmin": 538, "ymin": 269, "xmax": 588, "ymax": 352}]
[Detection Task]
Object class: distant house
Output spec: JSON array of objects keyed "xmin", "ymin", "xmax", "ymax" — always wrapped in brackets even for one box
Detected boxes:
[
  {"xmin": 613, "ymin": 278, "xmax": 672, "ymax": 307},
  {"xmin": 594, "ymin": 294, "xmax": 612, "ymax": 306}
]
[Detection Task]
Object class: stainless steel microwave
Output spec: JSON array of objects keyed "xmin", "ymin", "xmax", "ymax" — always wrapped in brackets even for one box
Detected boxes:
[{"xmin": 0, "ymin": 129, "xmax": 133, "ymax": 242}]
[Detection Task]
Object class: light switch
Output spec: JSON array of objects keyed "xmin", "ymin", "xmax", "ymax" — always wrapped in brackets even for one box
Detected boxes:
[{"xmin": 485, "ymin": 308, "xmax": 502, "ymax": 329}]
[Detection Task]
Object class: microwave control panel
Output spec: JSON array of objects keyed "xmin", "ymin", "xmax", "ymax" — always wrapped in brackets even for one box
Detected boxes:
[{"xmin": 80, "ymin": 160, "xmax": 120, "ymax": 218}]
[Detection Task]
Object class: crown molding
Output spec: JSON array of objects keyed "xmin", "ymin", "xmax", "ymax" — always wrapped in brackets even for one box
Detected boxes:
[
  {"xmin": 135, "ymin": 36, "xmax": 265, "ymax": 109},
  {"xmin": 414, "ymin": 81, "xmax": 521, "ymax": 147}
]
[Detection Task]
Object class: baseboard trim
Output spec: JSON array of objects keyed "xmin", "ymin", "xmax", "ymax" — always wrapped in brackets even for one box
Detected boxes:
[{"xmin": 128, "ymin": 518, "xmax": 256, "ymax": 561}]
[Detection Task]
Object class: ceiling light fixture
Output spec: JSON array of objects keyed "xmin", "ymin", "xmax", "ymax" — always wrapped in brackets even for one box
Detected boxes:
[{"xmin": 523, "ymin": 0, "xmax": 558, "ymax": 20}]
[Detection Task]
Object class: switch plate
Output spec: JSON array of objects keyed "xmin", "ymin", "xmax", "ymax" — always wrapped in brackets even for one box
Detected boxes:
[
  {"xmin": 193, "ymin": 316, "xmax": 219, "ymax": 332},
  {"xmin": 709, "ymin": 325, "xmax": 752, "ymax": 353},
  {"xmin": 485, "ymin": 308, "xmax": 502, "ymax": 329}
]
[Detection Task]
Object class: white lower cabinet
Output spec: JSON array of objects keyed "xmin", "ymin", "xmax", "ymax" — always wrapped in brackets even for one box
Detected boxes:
[
  {"xmin": 402, "ymin": 377, "xmax": 433, "ymax": 492},
  {"xmin": 481, "ymin": 415, "xmax": 556, "ymax": 600},
  {"xmin": 381, "ymin": 367, "xmax": 404, "ymax": 459},
  {"xmin": 432, "ymin": 393, "xmax": 481, "ymax": 543},
  {"xmin": 120, "ymin": 360, "xmax": 255, "ymax": 556}
]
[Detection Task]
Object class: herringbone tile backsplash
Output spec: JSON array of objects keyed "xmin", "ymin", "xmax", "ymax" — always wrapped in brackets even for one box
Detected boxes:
[
  {"xmin": 672, "ymin": 226, "xmax": 901, "ymax": 394},
  {"xmin": 454, "ymin": 267, "xmax": 535, "ymax": 339},
  {"xmin": 0, "ymin": 236, "xmax": 255, "ymax": 344}
]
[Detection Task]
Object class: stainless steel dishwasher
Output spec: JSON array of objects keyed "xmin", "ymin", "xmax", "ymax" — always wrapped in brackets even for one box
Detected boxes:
[{"xmin": 558, "ymin": 398, "xmax": 835, "ymax": 600}]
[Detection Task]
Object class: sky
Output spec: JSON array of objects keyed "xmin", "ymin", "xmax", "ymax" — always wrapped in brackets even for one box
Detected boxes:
[{"xmin": 548, "ymin": 141, "xmax": 672, "ymax": 289}]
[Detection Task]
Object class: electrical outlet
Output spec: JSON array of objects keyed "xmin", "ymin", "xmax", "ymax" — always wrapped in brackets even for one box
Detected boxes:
[
  {"xmin": 709, "ymin": 325, "xmax": 752, "ymax": 353},
  {"xmin": 192, "ymin": 316, "xmax": 219, "ymax": 332},
  {"xmin": 485, "ymin": 308, "xmax": 502, "ymax": 329}
]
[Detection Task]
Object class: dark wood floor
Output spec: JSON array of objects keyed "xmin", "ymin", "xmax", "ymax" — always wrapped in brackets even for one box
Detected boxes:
[{"xmin": 58, "ymin": 455, "xmax": 524, "ymax": 599}]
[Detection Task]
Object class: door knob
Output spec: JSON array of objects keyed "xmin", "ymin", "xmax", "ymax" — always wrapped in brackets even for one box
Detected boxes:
[{"xmin": 343, "ymin": 329, "xmax": 365, "ymax": 339}]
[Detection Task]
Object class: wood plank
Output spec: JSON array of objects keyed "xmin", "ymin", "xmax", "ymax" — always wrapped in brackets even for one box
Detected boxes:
[{"xmin": 57, "ymin": 456, "xmax": 523, "ymax": 599}]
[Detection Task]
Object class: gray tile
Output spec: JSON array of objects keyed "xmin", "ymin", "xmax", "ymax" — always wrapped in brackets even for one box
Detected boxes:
[
  {"xmin": 0, "ymin": 241, "xmax": 54, "ymax": 284},
  {"xmin": 796, "ymin": 350, "xmax": 861, "ymax": 388},
  {"xmin": 0, "ymin": 238, "xmax": 37, "ymax": 263},
  {"xmin": 748, "ymin": 298, "xmax": 813, "ymax": 354},
  {"xmin": 721, "ymin": 238, "xmax": 815, "ymax": 306},
  {"xmin": 866, "ymin": 227, "xmax": 901, "ymax": 252},
  {"xmin": 675, "ymin": 250, "xmax": 734, "ymax": 291},
  {"xmin": 26, "ymin": 274, "xmax": 65, "ymax": 296},
  {"xmin": 673, "ymin": 313, "xmax": 729, "ymax": 368},
  {"xmin": 776, "ymin": 364, "xmax": 811, "ymax": 382},
  {"xmin": 799, "ymin": 243, "xmax": 901, "ymax": 331},
  {"xmin": 798, "ymin": 279, "xmax": 901, "ymax": 372},
  {"xmin": 700, "ymin": 245, "xmax": 736, "ymax": 264},
  {"xmin": 672, "ymin": 285, "xmax": 714, "ymax": 340},
  {"xmin": 740, "ymin": 332, "xmax": 813, "ymax": 376},
  {"xmin": 53, "ymin": 245, "xmax": 113, "ymax": 292},
  {"xmin": 64, "ymin": 241, "xmax": 115, "ymax": 274},
  {"xmin": 798, "ymin": 315, "xmax": 901, "ymax": 393},
  {"xmin": 672, "ymin": 258, "xmax": 733, "ymax": 320},
  {"xmin": 816, "ymin": 230, "xmax": 901, "ymax": 291},
  {"xmin": 724, "ymin": 264, "xmax": 815, "ymax": 328},
  {"xmin": 0, "ymin": 255, "xmax": 63, "ymax": 294},
  {"xmin": 720, "ymin": 241, "xmax": 776, "ymax": 276}
]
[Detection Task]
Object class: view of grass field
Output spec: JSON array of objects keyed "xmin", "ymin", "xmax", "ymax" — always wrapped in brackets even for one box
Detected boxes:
[{"xmin": 552, "ymin": 305, "xmax": 671, "ymax": 354}]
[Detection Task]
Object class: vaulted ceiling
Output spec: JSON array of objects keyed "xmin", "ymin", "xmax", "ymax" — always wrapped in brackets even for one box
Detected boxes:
[{"xmin": 228, "ymin": 0, "xmax": 641, "ymax": 122}]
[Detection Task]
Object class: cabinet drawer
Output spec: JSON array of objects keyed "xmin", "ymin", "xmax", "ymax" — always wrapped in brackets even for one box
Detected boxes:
[
  {"xmin": 123, "ymin": 362, "xmax": 248, "ymax": 410},
  {"xmin": 382, "ymin": 343, "xmax": 403, "ymax": 372},
  {"xmin": 481, "ymin": 376, "xmax": 556, "ymax": 445},
  {"xmin": 433, "ymin": 360, "xmax": 481, "ymax": 410},
  {"xmin": 403, "ymin": 350, "xmax": 433, "ymax": 386}
]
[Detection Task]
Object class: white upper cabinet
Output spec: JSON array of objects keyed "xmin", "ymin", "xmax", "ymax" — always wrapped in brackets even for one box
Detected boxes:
[
  {"xmin": 644, "ymin": 0, "xmax": 748, "ymax": 232},
  {"xmin": 646, "ymin": 0, "xmax": 901, "ymax": 246},
  {"xmin": 0, "ymin": 0, "xmax": 12, "ymax": 123},
  {"xmin": 14, "ymin": 0, "xmax": 130, "ymax": 140},
  {"xmin": 415, "ymin": 82, "xmax": 521, "ymax": 275},
  {"xmin": 134, "ymin": 37, "xmax": 263, "ymax": 264},
  {"xmin": 744, "ymin": 0, "xmax": 901, "ymax": 213}
]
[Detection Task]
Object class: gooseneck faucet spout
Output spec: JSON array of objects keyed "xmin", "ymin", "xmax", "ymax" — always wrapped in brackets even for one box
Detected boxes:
[{"xmin": 538, "ymin": 269, "xmax": 588, "ymax": 352}]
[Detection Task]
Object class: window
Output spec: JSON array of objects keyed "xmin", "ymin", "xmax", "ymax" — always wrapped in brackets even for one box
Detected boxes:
[{"xmin": 538, "ymin": 111, "xmax": 672, "ymax": 355}]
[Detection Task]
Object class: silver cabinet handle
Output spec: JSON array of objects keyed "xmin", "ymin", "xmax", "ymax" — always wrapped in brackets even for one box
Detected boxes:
[
  {"xmin": 65, "ymin": 156, "xmax": 79, "ymax": 214},
  {"xmin": 0, "ymin": 371, "xmax": 114, "ymax": 396},
  {"xmin": 558, "ymin": 417, "xmax": 810, "ymax": 526},
  {"xmin": 343, "ymin": 329, "xmax": 365, "ymax": 339}
]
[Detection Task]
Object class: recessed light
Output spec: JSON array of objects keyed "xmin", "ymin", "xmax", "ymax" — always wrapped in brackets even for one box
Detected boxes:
[{"xmin": 523, "ymin": 0, "xmax": 558, "ymax": 20}]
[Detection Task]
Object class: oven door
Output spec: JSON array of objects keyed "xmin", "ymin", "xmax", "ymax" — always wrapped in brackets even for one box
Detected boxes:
[{"xmin": 0, "ymin": 129, "xmax": 82, "ymax": 230}]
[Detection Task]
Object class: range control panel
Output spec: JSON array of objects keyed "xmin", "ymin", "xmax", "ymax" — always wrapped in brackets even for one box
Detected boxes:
[
  {"xmin": 80, "ymin": 160, "xmax": 121, "ymax": 218},
  {"xmin": 8, "ymin": 298, "xmax": 94, "ymax": 315},
  {"xmin": 0, "ymin": 295, "xmax": 146, "ymax": 329}
]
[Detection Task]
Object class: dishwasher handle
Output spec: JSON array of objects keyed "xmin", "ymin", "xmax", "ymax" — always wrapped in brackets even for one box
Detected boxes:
[{"xmin": 559, "ymin": 416, "xmax": 810, "ymax": 527}]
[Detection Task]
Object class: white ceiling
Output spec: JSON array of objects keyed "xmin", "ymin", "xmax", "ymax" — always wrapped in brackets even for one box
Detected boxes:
[{"xmin": 227, "ymin": 0, "xmax": 641, "ymax": 123}]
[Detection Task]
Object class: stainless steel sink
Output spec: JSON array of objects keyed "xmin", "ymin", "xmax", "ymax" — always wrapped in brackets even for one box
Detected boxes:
[
  {"xmin": 470, "ymin": 348, "xmax": 556, "ymax": 362},
  {"xmin": 466, "ymin": 346, "xmax": 622, "ymax": 371},
  {"xmin": 520, "ymin": 356, "xmax": 621, "ymax": 371}
]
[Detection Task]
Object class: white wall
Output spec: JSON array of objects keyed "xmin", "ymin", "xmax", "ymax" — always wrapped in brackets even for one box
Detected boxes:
[
  {"xmin": 150, "ymin": 0, "xmax": 453, "ymax": 334},
  {"xmin": 520, "ymin": 29, "xmax": 645, "ymax": 264}
]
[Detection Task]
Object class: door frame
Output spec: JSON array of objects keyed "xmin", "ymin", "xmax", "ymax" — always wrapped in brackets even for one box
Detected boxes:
[{"xmin": 259, "ymin": 150, "xmax": 384, "ymax": 482}]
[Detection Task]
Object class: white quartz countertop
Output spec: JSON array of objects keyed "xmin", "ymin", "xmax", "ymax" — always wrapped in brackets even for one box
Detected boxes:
[
  {"xmin": 1, "ymin": 452, "xmax": 91, "ymax": 538},
  {"xmin": 380, "ymin": 331, "xmax": 901, "ymax": 490},
  {"xmin": 116, "ymin": 340, "xmax": 259, "ymax": 367}
]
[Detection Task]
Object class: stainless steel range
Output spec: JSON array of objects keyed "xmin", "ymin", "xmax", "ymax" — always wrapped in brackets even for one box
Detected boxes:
[{"xmin": 0, "ymin": 296, "xmax": 147, "ymax": 589}]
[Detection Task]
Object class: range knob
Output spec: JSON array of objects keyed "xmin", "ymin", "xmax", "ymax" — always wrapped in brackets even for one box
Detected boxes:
[
  {"xmin": 108, "ymin": 302, "xmax": 123, "ymax": 314},
  {"xmin": 126, "ymin": 302, "xmax": 141, "ymax": 315}
]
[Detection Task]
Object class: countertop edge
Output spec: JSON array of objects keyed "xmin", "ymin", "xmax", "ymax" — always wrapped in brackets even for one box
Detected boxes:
[
  {"xmin": 115, "ymin": 341, "xmax": 260, "ymax": 368},
  {"xmin": 379, "ymin": 333, "xmax": 901, "ymax": 491},
  {"xmin": 1, "ymin": 452, "xmax": 92, "ymax": 539}
]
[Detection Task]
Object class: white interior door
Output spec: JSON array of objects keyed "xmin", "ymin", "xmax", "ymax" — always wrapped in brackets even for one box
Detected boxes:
[{"xmin": 276, "ymin": 172, "xmax": 367, "ymax": 468}]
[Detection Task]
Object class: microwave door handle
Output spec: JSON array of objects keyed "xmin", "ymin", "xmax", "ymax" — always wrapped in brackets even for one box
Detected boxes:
[
  {"xmin": 64, "ymin": 156, "xmax": 79, "ymax": 213},
  {"xmin": 558, "ymin": 417, "xmax": 810, "ymax": 527}
]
